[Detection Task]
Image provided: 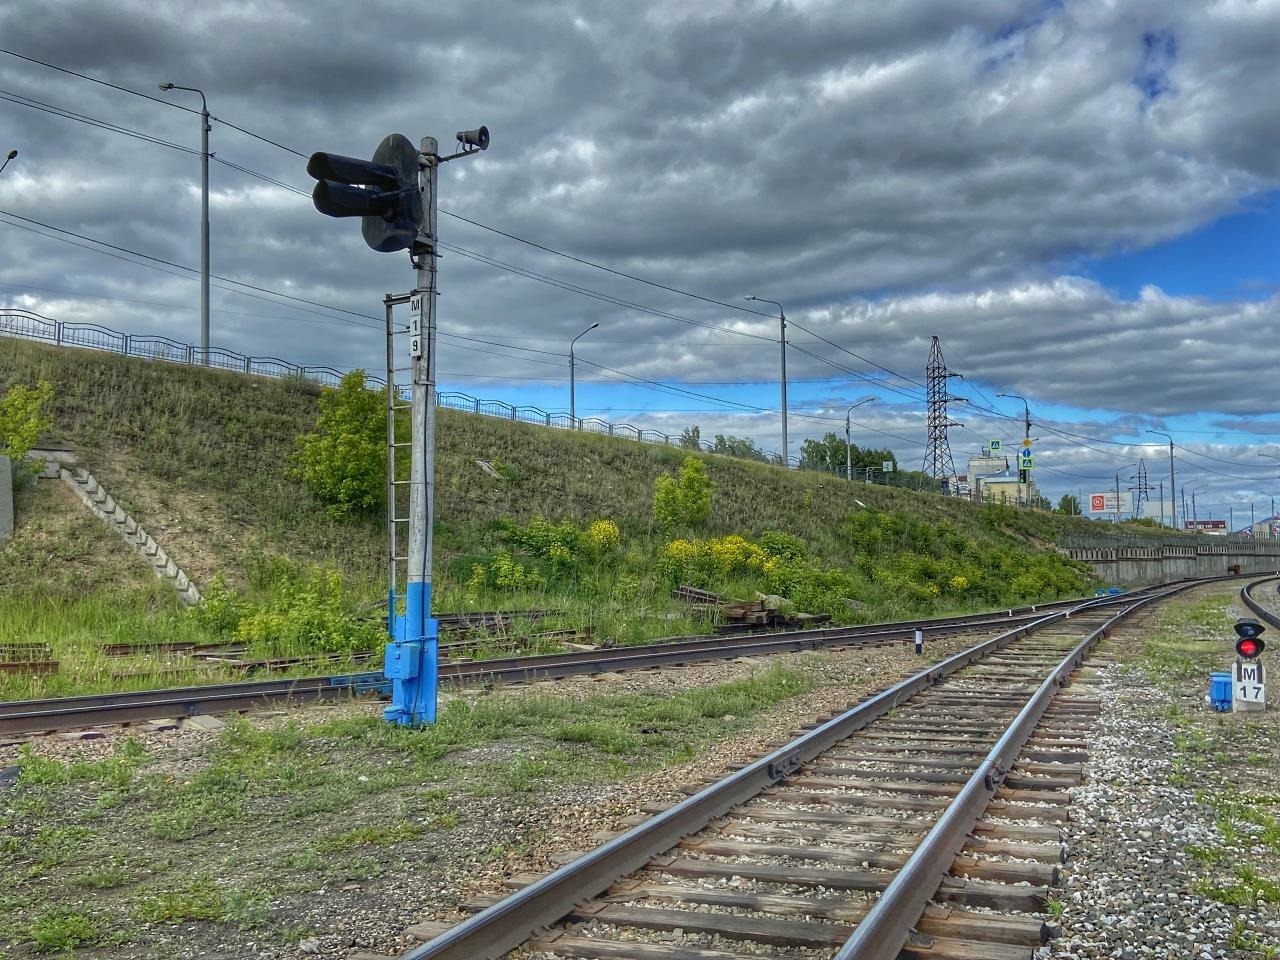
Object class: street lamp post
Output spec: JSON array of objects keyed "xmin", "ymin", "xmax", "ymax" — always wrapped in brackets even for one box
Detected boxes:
[
  {"xmin": 569, "ymin": 322, "xmax": 599, "ymax": 430},
  {"xmin": 1184, "ymin": 484, "xmax": 1207, "ymax": 531},
  {"xmin": 1146, "ymin": 430, "xmax": 1177, "ymax": 529},
  {"xmin": 844, "ymin": 398, "xmax": 874, "ymax": 482},
  {"xmin": 159, "ymin": 83, "xmax": 210, "ymax": 364},
  {"xmin": 746, "ymin": 296, "xmax": 787, "ymax": 466},
  {"xmin": 997, "ymin": 392, "xmax": 1032, "ymax": 506},
  {"xmin": 0, "ymin": 149, "xmax": 16, "ymax": 177}
]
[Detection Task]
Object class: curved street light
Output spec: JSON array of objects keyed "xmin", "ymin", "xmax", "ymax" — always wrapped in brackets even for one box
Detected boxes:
[
  {"xmin": 844, "ymin": 398, "xmax": 875, "ymax": 482},
  {"xmin": 746, "ymin": 295, "xmax": 788, "ymax": 466},
  {"xmin": 569, "ymin": 322, "xmax": 599, "ymax": 429},
  {"xmin": 0, "ymin": 149, "xmax": 16, "ymax": 177},
  {"xmin": 1145, "ymin": 430, "xmax": 1177, "ymax": 529},
  {"xmin": 159, "ymin": 83, "xmax": 211, "ymax": 363},
  {"xmin": 997, "ymin": 392, "xmax": 1034, "ymax": 505}
]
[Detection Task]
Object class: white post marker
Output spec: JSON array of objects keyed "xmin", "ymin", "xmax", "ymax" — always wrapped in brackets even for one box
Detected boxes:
[
  {"xmin": 913, "ymin": 628, "xmax": 923, "ymax": 655},
  {"xmin": 1233, "ymin": 660, "xmax": 1266, "ymax": 712}
]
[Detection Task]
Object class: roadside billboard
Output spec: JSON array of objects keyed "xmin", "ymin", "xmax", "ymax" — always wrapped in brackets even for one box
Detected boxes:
[{"xmin": 1088, "ymin": 491, "xmax": 1133, "ymax": 514}]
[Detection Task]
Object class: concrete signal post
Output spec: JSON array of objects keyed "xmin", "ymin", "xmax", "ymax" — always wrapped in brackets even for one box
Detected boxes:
[{"xmin": 307, "ymin": 125, "xmax": 490, "ymax": 727}]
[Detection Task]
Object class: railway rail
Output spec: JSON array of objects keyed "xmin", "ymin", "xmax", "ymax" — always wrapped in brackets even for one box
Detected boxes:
[
  {"xmin": 1240, "ymin": 574, "xmax": 1280, "ymax": 630},
  {"xmin": 395, "ymin": 578, "xmax": 1215, "ymax": 960},
  {"xmin": 0, "ymin": 598, "xmax": 1094, "ymax": 738}
]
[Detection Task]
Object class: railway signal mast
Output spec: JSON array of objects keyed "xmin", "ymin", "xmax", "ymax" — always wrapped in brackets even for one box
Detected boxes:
[{"xmin": 307, "ymin": 126, "xmax": 490, "ymax": 726}]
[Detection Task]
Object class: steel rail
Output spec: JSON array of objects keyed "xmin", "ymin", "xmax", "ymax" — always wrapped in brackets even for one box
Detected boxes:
[
  {"xmin": 0, "ymin": 601, "xmax": 1096, "ymax": 736},
  {"xmin": 831, "ymin": 578, "xmax": 1198, "ymax": 959},
  {"xmin": 398, "ymin": 583, "xmax": 1179, "ymax": 960},
  {"xmin": 1240, "ymin": 574, "xmax": 1280, "ymax": 630}
]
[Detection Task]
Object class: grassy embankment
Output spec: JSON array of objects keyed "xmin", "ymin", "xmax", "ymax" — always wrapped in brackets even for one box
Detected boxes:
[{"xmin": 1, "ymin": 336, "xmax": 1117, "ymax": 698}]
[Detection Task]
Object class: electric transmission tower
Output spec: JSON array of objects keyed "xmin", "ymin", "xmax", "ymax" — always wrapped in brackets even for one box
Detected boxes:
[
  {"xmin": 923, "ymin": 336, "xmax": 963, "ymax": 489},
  {"xmin": 1131, "ymin": 459, "xmax": 1151, "ymax": 512}
]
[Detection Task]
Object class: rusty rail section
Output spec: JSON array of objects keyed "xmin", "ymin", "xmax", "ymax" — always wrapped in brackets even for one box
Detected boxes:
[{"xmin": 0, "ymin": 601, "xmax": 1087, "ymax": 737}]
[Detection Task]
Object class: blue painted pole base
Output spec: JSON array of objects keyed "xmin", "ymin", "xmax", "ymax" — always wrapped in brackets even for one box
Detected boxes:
[{"xmin": 383, "ymin": 581, "xmax": 438, "ymax": 726}]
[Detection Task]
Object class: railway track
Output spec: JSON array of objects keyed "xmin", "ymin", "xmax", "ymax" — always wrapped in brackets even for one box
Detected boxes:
[
  {"xmin": 0, "ymin": 599, "xmax": 1094, "ymax": 738},
  {"xmin": 393, "ymin": 579, "xmax": 1207, "ymax": 960},
  {"xmin": 1240, "ymin": 574, "xmax": 1280, "ymax": 629}
]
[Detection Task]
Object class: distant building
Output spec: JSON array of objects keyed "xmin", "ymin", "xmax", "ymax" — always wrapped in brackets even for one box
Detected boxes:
[
  {"xmin": 976, "ymin": 467, "xmax": 1038, "ymax": 506},
  {"xmin": 1250, "ymin": 516, "xmax": 1279, "ymax": 539},
  {"xmin": 1185, "ymin": 519, "xmax": 1227, "ymax": 534}
]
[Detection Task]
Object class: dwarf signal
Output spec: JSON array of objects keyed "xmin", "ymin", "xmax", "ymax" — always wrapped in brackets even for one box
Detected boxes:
[{"xmin": 1233, "ymin": 618, "xmax": 1266, "ymax": 712}]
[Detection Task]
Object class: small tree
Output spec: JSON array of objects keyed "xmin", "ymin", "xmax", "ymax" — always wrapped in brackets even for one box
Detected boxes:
[
  {"xmin": 1058, "ymin": 494, "xmax": 1082, "ymax": 516},
  {"xmin": 679, "ymin": 425, "xmax": 702, "ymax": 450},
  {"xmin": 0, "ymin": 379, "xmax": 54, "ymax": 486},
  {"xmin": 292, "ymin": 371, "xmax": 386, "ymax": 519},
  {"xmin": 653, "ymin": 456, "xmax": 713, "ymax": 532}
]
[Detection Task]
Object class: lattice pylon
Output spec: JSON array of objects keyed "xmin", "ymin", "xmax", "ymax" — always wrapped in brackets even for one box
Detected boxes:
[
  {"xmin": 923, "ymin": 336, "xmax": 961, "ymax": 486},
  {"xmin": 1136, "ymin": 460, "xmax": 1157, "ymax": 506}
]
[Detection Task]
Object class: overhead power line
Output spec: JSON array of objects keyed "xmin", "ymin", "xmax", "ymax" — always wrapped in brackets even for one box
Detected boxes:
[
  {"xmin": 0, "ymin": 47, "xmax": 197, "ymax": 113},
  {"xmin": 0, "ymin": 208, "xmax": 383, "ymax": 328},
  {"xmin": 0, "ymin": 88, "xmax": 199, "ymax": 153}
]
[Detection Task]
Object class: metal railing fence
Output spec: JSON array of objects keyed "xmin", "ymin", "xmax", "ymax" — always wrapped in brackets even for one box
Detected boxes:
[{"xmin": 1, "ymin": 308, "xmax": 821, "ymax": 467}]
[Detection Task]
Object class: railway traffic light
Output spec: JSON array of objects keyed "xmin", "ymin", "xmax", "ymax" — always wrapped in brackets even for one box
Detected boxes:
[
  {"xmin": 1235, "ymin": 618, "xmax": 1266, "ymax": 660},
  {"xmin": 307, "ymin": 134, "xmax": 423, "ymax": 253}
]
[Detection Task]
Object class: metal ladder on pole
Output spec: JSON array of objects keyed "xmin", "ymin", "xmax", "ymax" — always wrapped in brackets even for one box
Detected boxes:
[{"xmin": 385, "ymin": 292, "xmax": 414, "ymax": 630}]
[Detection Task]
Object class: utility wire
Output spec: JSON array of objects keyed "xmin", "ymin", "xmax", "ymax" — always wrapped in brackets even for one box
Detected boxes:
[
  {"xmin": 0, "ymin": 209, "xmax": 383, "ymax": 329},
  {"xmin": 0, "ymin": 89, "xmax": 199, "ymax": 153},
  {"xmin": 0, "ymin": 48, "xmax": 197, "ymax": 113},
  {"xmin": 438, "ymin": 208, "xmax": 774, "ymax": 319}
]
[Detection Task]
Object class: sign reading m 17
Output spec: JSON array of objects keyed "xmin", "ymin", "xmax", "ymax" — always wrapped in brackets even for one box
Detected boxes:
[{"xmin": 1234, "ymin": 660, "xmax": 1266, "ymax": 711}]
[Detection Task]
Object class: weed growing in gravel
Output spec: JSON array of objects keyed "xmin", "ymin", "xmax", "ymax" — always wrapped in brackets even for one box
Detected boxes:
[
  {"xmin": 314, "ymin": 822, "xmax": 425, "ymax": 852},
  {"xmin": 1186, "ymin": 843, "xmax": 1224, "ymax": 865},
  {"xmin": 1196, "ymin": 865, "xmax": 1280, "ymax": 906},
  {"xmin": 73, "ymin": 860, "xmax": 132, "ymax": 890},
  {"xmin": 134, "ymin": 883, "xmax": 268, "ymax": 927},
  {"xmin": 28, "ymin": 908, "xmax": 100, "ymax": 952},
  {"xmin": 1229, "ymin": 918, "xmax": 1280, "ymax": 957}
]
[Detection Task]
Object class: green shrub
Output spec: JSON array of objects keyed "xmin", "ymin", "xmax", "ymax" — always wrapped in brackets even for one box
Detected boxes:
[
  {"xmin": 234, "ymin": 567, "xmax": 383, "ymax": 654},
  {"xmin": 653, "ymin": 457, "xmax": 712, "ymax": 532},
  {"xmin": 188, "ymin": 558, "xmax": 382, "ymax": 656},
  {"xmin": 291, "ymin": 370, "xmax": 386, "ymax": 518},
  {"xmin": 0, "ymin": 378, "xmax": 54, "ymax": 486}
]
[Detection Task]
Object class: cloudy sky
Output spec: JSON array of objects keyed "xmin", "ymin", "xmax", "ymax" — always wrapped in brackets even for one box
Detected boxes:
[{"xmin": 1, "ymin": 0, "xmax": 1279, "ymax": 525}]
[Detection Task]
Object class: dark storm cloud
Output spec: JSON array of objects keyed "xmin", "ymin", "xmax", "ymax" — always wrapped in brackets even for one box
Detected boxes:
[{"xmin": 2, "ymin": 0, "xmax": 1279, "ymax": 511}]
